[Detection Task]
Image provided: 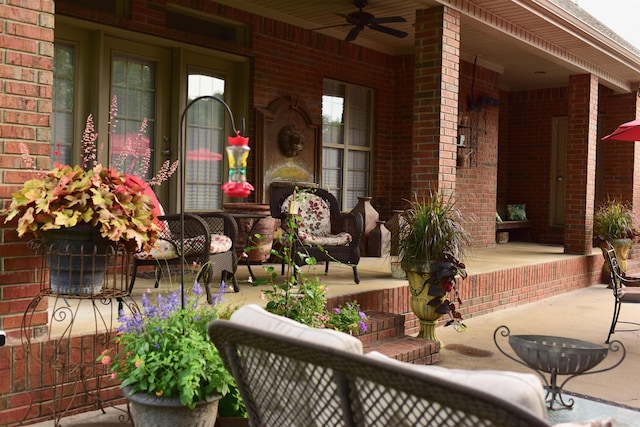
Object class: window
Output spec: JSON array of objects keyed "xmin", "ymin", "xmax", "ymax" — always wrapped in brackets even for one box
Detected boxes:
[
  {"xmin": 52, "ymin": 42, "xmax": 76, "ymax": 166},
  {"xmin": 322, "ymin": 80, "xmax": 373, "ymax": 210}
]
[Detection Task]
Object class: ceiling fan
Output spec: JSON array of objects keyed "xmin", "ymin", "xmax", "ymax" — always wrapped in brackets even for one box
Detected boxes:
[{"xmin": 323, "ymin": 0, "xmax": 408, "ymax": 42}]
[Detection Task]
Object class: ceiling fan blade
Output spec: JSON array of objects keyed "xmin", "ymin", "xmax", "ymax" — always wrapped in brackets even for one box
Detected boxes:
[
  {"xmin": 371, "ymin": 16, "xmax": 406, "ymax": 25},
  {"xmin": 312, "ymin": 22, "xmax": 352, "ymax": 31},
  {"xmin": 345, "ymin": 26, "xmax": 362, "ymax": 42},
  {"xmin": 370, "ymin": 24, "xmax": 408, "ymax": 39}
]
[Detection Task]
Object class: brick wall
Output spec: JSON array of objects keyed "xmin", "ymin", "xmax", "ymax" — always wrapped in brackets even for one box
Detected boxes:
[
  {"xmin": 0, "ymin": 0, "xmax": 54, "ymax": 341},
  {"xmin": 411, "ymin": 6, "xmax": 460, "ymax": 195},
  {"xmin": 328, "ymin": 250, "xmax": 603, "ymax": 338},
  {"xmin": 457, "ymin": 60, "xmax": 501, "ymax": 247},
  {"xmin": 564, "ymin": 74, "xmax": 598, "ymax": 254}
]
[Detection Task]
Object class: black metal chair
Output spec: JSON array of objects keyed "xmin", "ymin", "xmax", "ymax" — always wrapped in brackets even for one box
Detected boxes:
[
  {"xmin": 600, "ymin": 241, "xmax": 640, "ymax": 343},
  {"xmin": 269, "ymin": 186, "xmax": 363, "ymax": 284}
]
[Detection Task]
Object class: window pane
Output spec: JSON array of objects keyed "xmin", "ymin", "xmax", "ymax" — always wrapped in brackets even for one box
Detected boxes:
[
  {"xmin": 347, "ymin": 151, "xmax": 369, "ymax": 209},
  {"xmin": 347, "ymin": 86, "xmax": 371, "ymax": 147},
  {"xmin": 52, "ymin": 43, "xmax": 75, "ymax": 166},
  {"xmin": 322, "ymin": 147, "xmax": 343, "ymax": 203},
  {"xmin": 110, "ymin": 54, "xmax": 157, "ymax": 182},
  {"xmin": 185, "ymin": 73, "xmax": 226, "ymax": 211}
]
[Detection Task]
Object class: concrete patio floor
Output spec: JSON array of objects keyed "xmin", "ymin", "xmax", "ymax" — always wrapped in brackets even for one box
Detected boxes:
[{"xmin": 28, "ymin": 242, "xmax": 640, "ymax": 425}]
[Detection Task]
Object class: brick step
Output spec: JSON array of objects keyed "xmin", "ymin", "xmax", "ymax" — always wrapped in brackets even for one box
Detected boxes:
[
  {"xmin": 358, "ymin": 310, "xmax": 405, "ymax": 345},
  {"xmin": 357, "ymin": 310, "xmax": 440, "ymax": 365},
  {"xmin": 362, "ymin": 334, "xmax": 440, "ymax": 365}
]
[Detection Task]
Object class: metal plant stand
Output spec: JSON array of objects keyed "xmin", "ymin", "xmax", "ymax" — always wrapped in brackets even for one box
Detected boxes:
[
  {"xmin": 21, "ymin": 240, "xmax": 138, "ymax": 426},
  {"xmin": 494, "ymin": 325, "xmax": 626, "ymax": 410}
]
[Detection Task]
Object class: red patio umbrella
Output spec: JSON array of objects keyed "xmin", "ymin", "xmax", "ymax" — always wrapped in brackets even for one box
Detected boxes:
[{"xmin": 601, "ymin": 119, "xmax": 640, "ymax": 142}]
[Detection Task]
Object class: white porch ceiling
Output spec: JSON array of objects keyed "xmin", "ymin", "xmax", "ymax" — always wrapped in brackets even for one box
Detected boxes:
[{"xmin": 212, "ymin": 0, "xmax": 640, "ymax": 93}]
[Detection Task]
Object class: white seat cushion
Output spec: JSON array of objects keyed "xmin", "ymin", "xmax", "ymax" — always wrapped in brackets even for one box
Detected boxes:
[
  {"xmin": 366, "ymin": 351, "xmax": 548, "ymax": 420},
  {"xmin": 229, "ymin": 304, "xmax": 363, "ymax": 354}
]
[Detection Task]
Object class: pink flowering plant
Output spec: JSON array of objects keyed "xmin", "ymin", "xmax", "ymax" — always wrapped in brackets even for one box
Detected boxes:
[
  {"xmin": 97, "ymin": 282, "xmax": 242, "ymax": 410},
  {"xmin": 3, "ymin": 96, "xmax": 177, "ymax": 253}
]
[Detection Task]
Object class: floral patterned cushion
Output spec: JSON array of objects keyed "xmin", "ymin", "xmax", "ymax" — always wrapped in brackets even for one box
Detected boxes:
[
  {"xmin": 282, "ymin": 193, "xmax": 352, "ymax": 246},
  {"xmin": 135, "ymin": 239, "xmax": 177, "ymax": 260},
  {"xmin": 134, "ymin": 236, "xmax": 206, "ymax": 260},
  {"xmin": 210, "ymin": 234, "xmax": 232, "ymax": 254}
]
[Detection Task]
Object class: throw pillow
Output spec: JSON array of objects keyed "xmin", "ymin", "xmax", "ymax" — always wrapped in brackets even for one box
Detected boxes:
[{"xmin": 507, "ymin": 204, "xmax": 527, "ymax": 221}]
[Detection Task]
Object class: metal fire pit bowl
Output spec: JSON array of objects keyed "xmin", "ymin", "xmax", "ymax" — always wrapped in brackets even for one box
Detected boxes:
[
  {"xmin": 508, "ymin": 334, "xmax": 608, "ymax": 375},
  {"xmin": 494, "ymin": 326, "xmax": 626, "ymax": 410}
]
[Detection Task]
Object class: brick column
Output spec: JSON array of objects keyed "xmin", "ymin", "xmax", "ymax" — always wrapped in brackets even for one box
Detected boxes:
[
  {"xmin": 0, "ymin": 1, "xmax": 54, "ymax": 340},
  {"xmin": 412, "ymin": 6, "xmax": 460, "ymax": 195},
  {"xmin": 564, "ymin": 74, "xmax": 598, "ymax": 254}
]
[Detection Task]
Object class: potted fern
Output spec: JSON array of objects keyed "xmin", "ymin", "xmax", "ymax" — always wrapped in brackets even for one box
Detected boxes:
[{"xmin": 398, "ymin": 191, "xmax": 471, "ymax": 342}]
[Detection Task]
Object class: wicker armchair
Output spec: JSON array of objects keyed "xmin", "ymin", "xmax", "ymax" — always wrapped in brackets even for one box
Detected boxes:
[
  {"xmin": 194, "ymin": 211, "xmax": 239, "ymax": 292},
  {"xmin": 208, "ymin": 305, "xmax": 551, "ymax": 427},
  {"xmin": 129, "ymin": 213, "xmax": 211, "ymax": 295},
  {"xmin": 269, "ymin": 186, "xmax": 363, "ymax": 284}
]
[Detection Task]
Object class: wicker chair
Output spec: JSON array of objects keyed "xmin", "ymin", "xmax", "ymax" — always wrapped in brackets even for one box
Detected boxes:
[
  {"xmin": 130, "ymin": 212, "xmax": 239, "ymax": 300},
  {"xmin": 600, "ymin": 241, "xmax": 640, "ymax": 343},
  {"xmin": 129, "ymin": 213, "xmax": 211, "ymax": 294},
  {"xmin": 194, "ymin": 211, "xmax": 239, "ymax": 292},
  {"xmin": 269, "ymin": 186, "xmax": 363, "ymax": 284},
  {"xmin": 208, "ymin": 305, "xmax": 551, "ymax": 427}
]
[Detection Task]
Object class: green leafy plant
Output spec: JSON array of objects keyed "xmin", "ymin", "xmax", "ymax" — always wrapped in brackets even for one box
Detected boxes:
[
  {"xmin": 257, "ymin": 188, "xmax": 367, "ymax": 335},
  {"xmin": 593, "ymin": 198, "xmax": 640, "ymax": 243},
  {"xmin": 98, "ymin": 281, "xmax": 242, "ymax": 410}
]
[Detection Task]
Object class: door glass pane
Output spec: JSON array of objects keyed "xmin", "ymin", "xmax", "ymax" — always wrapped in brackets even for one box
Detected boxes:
[
  {"xmin": 52, "ymin": 43, "xmax": 75, "ymax": 166},
  {"xmin": 185, "ymin": 74, "xmax": 226, "ymax": 211},
  {"xmin": 110, "ymin": 54, "xmax": 156, "ymax": 182}
]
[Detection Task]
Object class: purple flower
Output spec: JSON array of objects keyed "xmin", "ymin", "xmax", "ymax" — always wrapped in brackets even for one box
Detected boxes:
[
  {"xmin": 333, "ymin": 307, "xmax": 341, "ymax": 314},
  {"xmin": 359, "ymin": 311, "xmax": 367, "ymax": 319},
  {"xmin": 359, "ymin": 320, "xmax": 368, "ymax": 333}
]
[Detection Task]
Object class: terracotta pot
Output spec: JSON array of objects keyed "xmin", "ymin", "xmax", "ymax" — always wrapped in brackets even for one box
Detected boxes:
[
  {"xmin": 224, "ymin": 203, "xmax": 278, "ymax": 263},
  {"xmin": 350, "ymin": 196, "xmax": 379, "ymax": 256}
]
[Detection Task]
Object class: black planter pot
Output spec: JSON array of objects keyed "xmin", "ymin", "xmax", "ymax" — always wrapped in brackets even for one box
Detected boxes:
[{"xmin": 41, "ymin": 225, "xmax": 114, "ymax": 295}]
